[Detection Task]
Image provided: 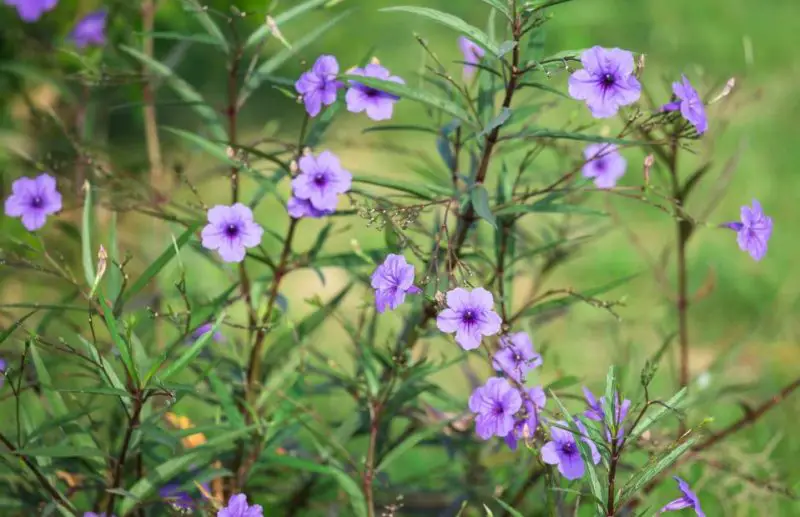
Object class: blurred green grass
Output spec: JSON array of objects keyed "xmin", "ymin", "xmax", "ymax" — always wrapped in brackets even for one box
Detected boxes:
[{"xmin": 2, "ymin": 0, "xmax": 800, "ymax": 514}]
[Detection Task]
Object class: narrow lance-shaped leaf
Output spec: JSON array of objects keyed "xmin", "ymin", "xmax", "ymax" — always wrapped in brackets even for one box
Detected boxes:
[
  {"xmin": 380, "ymin": 7, "xmax": 501, "ymax": 56},
  {"xmin": 180, "ymin": 0, "xmax": 229, "ymax": 53},
  {"xmin": 119, "ymin": 45, "xmax": 227, "ymax": 140},
  {"xmin": 239, "ymin": 10, "xmax": 352, "ymax": 107},
  {"xmin": 118, "ymin": 223, "xmax": 200, "ymax": 310},
  {"xmin": 244, "ymin": 0, "xmax": 331, "ymax": 50},
  {"xmin": 155, "ymin": 312, "xmax": 225, "ymax": 383}
]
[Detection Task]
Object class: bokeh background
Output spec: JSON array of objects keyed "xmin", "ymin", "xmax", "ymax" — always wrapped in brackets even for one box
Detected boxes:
[{"xmin": 1, "ymin": 0, "xmax": 799, "ymax": 514}]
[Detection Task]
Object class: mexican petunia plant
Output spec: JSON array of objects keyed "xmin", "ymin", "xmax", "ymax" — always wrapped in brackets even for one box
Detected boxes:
[{"xmin": 0, "ymin": 0, "xmax": 793, "ymax": 516}]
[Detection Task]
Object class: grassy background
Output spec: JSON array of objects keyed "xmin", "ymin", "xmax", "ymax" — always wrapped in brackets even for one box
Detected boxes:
[{"xmin": 1, "ymin": 0, "xmax": 799, "ymax": 514}]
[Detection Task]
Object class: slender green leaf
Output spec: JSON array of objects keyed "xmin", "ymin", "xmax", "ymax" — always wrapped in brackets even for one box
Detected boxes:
[
  {"xmin": 628, "ymin": 388, "xmax": 687, "ymax": 442},
  {"xmin": 207, "ymin": 371, "xmax": 246, "ymax": 428},
  {"xmin": 99, "ymin": 293, "xmax": 139, "ymax": 386},
  {"xmin": 480, "ymin": 107, "xmax": 512, "ymax": 137},
  {"xmin": 119, "ymin": 223, "xmax": 199, "ymax": 309},
  {"xmin": 381, "ymin": 7, "xmax": 500, "ymax": 56},
  {"xmin": 245, "ymin": 0, "xmax": 331, "ymax": 50},
  {"xmin": 352, "ymin": 174, "xmax": 450, "ymax": 200},
  {"xmin": 493, "ymin": 498, "xmax": 524, "ymax": 517},
  {"xmin": 496, "ymin": 202, "xmax": 607, "ymax": 217},
  {"xmin": 618, "ymin": 433, "xmax": 702, "ymax": 505},
  {"xmin": 346, "ymin": 74, "xmax": 477, "ymax": 127},
  {"xmin": 156, "ymin": 313, "xmax": 225, "ymax": 382},
  {"xmin": 377, "ymin": 419, "xmax": 453, "ymax": 472},
  {"xmin": 510, "ymin": 128, "xmax": 642, "ymax": 145},
  {"xmin": 239, "ymin": 10, "xmax": 351, "ymax": 107},
  {"xmin": 132, "ymin": 31, "xmax": 222, "ymax": 45},
  {"xmin": 545, "ymin": 375, "xmax": 581, "ymax": 391},
  {"xmin": 477, "ymin": 0, "xmax": 511, "ymax": 19},
  {"xmin": 81, "ymin": 182, "xmax": 95, "ymax": 287},
  {"xmin": 471, "ymin": 184, "xmax": 497, "ymax": 228},
  {"xmin": 521, "ymin": 274, "xmax": 639, "ymax": 319},
  {"xmin": 7, "ymin": 446, "xmax": 108, "ymax": 459},
  {"xmin": 0, "ymin": 311, "xmax": 35, "ymax": 345},
  {"xmin": 180, "ymin": 0, "xmax": 229, "ymax": 52},
  {"xmin": 119, "ymin": 45, "xmax": 226, "ymax": 140}
]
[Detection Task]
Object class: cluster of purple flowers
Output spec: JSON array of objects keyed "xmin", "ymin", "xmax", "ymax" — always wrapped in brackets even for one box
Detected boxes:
[
  {"xmin": 288, "ymin": 151, "xmax": 352, "ymax": 219},
  {"xmin": 295, "ymin": 56, "xmax": 403, "ymax": 122},
  {"xmin": 5, "ymin": 1, "xmax": 106, "ymax": 47}
]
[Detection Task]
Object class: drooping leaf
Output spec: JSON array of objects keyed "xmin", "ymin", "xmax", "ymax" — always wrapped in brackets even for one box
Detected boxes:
[
  {"xmin": 119, "ymin": 45, "xmax": 226, "ymax": 140},
  {"xmin": 153, "ymin": 313, "xmax": 225, "ymax": 383},
  {"xmin": 381, "ymin": 7, "xmax": 500, "ymax": 56},
  {"xmin": 81, "ymin": 182, "xmax": 95, "ymax": 288}
]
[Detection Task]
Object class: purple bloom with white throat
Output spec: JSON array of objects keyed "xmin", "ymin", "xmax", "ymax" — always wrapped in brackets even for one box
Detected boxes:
[
  {"xmin": 4, "ymin": 0, "xmax": 58, "ymax": 23},
  {"xmin": 458, "ymin": 36, "xmax": 485, "ymax": 80},
  {"xmin": 468, "ymin": 377, "xmax": 522, "ymax": 440},
  {"xmin": 219, "ymin": 493, "xmax": 263, "ymax": 517},
  {"xmin": 286, "ymin": 196, "xmax": 334, "ymax": 219},
  {"xmin": 582, "ymin": 143, "xmax": 626, "ymax": 189},
  {"xmin": 492, "ymin": 332, "xmax": 542, "ymax": 383},
  {"xmin": 721, "ymin": 199, "xmax": 773, "ymax": 261},
  {"xmin": 371, "ymin": 254, "xmax": 421, "ymax": 313},
  {"xmin": 295, "ymin": 55, "xmax": 343, "ymax": 117},
  {"xmin": 661, "ymin": 75, "xmax": 707, "ymax": 134},
  {"xmin": 660, "ymin": 477, "xmax": 705, "ymax": 516},
  {"xmin": 291, "ymin": 151, "xmax": 352, "ymax": 213},
  {"xmin": 436, "ymin": 287, "xmax": 502, "ymax": 350},
  {"xmin": 4, "ymin": 173, "xmax": 62, "ymax": 231},
  {"xmin": 201, "ymin": 203, "xmax": 264, "ymax": 263},
  {"xmin": 69, "ymin": 9, "xmax": 107, "ymax": 49},
  {"xmin": 346, "ymin": 63, "xmax": 404, "ymax": 121},
  {"xmin": 505, "ymin": 385, "xmax": 546, "ymax": 450},
  {"xmin": 568, "ymin": 46, "xmax": 641, "ymax": 118},
  {"xmin": 541, "ymin": 420, "xmax": 586, "ymax": 480}
]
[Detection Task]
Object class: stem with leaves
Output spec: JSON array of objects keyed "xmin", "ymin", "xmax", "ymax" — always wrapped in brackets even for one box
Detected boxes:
[{"xmin": 106, "ymin": 390, "xmax": 145, "ymax": 515}]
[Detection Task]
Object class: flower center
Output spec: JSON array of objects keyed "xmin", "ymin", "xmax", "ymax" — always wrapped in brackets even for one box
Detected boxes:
[
  {"xmin": 364, "ymin": 87, "xmax": 380, "ymax": 98},
  {"xmin": 492, "ymin": 402, "xmax": 505, "ymax": 416},
  {"xmin": 602, "ymin": 73, "xmax": 616, "ymax": 87},
  {"xmin": 313, "ymin": 172, "xmax": 328, "ymax": 187},
  {"xmin": 561, "ymin": 442, "xmax": 576, "ymax": 455},
  {"xmin": 30, "ymin": 196, "xmax": 44, "ymax": 208},
  {"xmin": 462, "ymin": 310, "xmax": 476, "ymax": 324},
  {"xmin": 224, "ymin": 223, "xmax": 239, "ymax": 237},
  {"xmin": 513, "ymin": 352, "xmax": 523, "ymax": 364}
]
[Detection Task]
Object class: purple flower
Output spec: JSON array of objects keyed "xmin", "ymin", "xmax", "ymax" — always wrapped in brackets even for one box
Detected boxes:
[
  {"xmin": 218, "ymin": 494, "xmax": 263, "ymax": 517},
  {"xmin": 291, "ymin": 151, "xmax": 352, "ymax": 213},
  {"xmin": 541, "ymin": 420, "xmax": 585, "ymax": 480},
  {"xmin": 660, "ymin": 477, "xmax": 705, "ymax": 516},
  {"xmin": 159, "ymin": 480, "xmax": 210, "ymax": 510},
  {"xmin": 201, "ymin": 203, "xmax": 264, "ymax": 263},
  {"xmin": 582, "ymin": 143, "xmax": 627, "ymax": 189},
  {"xmin": 371, "ymin": 254, "xmax": 422, "ymax": 313},
  {"xmin": 4, "ymin": 0, "xmax": 58, "ymax": 22},
  {"xmin": 0, "ymin": 358, "xmax": 5, "ymax": 389},
  {"xmin": 286, "ymin": 196, "xmax": 334, "ymax": 219},
  {"xmin": 574, "ymin": 418, "xmax": 602, "ymax": 465},
  {"xmin": 582, "ymin": 387, "xmax": 605, "ymax": 422},
  {"xmin": 721, "ymin": 200, "xmax": 773, "ymax": 261},
  {"xmin": 661, "ymin": 75, "xmax": 707, "ymax": 134},
  {"xmin": 295, "ymin": 55, "xmax": 343, "ymax": 117},
  {"xmin": 568, "ymin": 46, "xmax": 641, "ymax": 118},
  {"xmin": 190, "ymin": 323, "xmax": 224, "ymax": 343},
  {"xmin": 468, "ymin": 377, "xmax": 522, "ymax": 440},
  {"xmin": 4, "ymin": 173, "xmax": 62, "ymax": 231},
  {"xmin": 436, "ymin": 287, "xmax": 502, "ymax": 350},
  {"xmin": 492, "ymin": 332, "xmax": 542, "ymax": 383},
  {"xmin": 69, "ymin": 10, "xmax": 107, "ymax": 49},
  {"xmin": 346, "ymin": 64, "xmax": 404, "ymax": 121},
  {"xmin": 504, "ymin": 386, "xmax": 546, "ymax": 450},
  {"xmin": 458, "ymin": 36, "xmax": 485, "ymax": 80}
]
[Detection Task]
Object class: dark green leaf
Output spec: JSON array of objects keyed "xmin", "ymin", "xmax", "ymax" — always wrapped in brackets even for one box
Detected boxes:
[
  {"xmin": 480, "ymin": 107, "xmax": 512, "ymax": 137},
  {"xmin": 476, "ymin": 0, "xmax": 511, "ymax": 19},
  {"xmin": 381, "ymin": 7, "xmax": 500, "ymax": 56},
  {"xmin": 493, "ymin": 498, "xmax": 524, "ymax": 517},
  {"xmin": 471, "ymin": 184, "xmax": 497, "ymax": 228}
]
